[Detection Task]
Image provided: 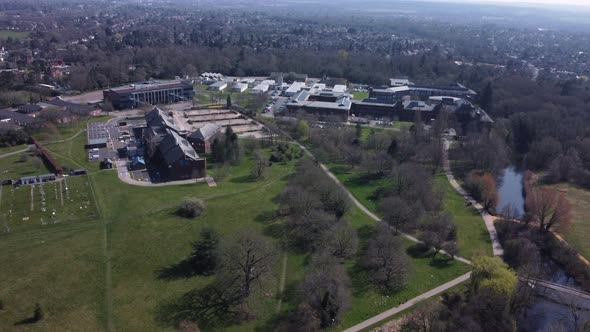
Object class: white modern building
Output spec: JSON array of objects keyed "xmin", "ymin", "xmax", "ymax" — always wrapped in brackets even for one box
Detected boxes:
[
  {"xmin": 231, "ymin": 83, "xmax": 248, "ymax": 93},
  {"xmin": 208, "ymin": 81, "xmax": 228, "ymax": 91}
]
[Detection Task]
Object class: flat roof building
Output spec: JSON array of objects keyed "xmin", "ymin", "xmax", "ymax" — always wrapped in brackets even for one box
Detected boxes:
[
  {"xmin": 86, "ymin": 121, "xmax": 109, "ymax": 148},
  {"xmin": 286, "ymin": 90, "xmax": 352, "ymax": 121},
  {"xmin": 103, "ymin": 81, "xmax": 195, "ymax": 110}
]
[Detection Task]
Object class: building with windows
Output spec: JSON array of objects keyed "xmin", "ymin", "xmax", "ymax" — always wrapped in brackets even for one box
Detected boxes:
[
  {"xmin": 103, "ymin": 81, "xmax": 195, "ymax": 110},
  {"xmin": 187, "ymin": 123, "xmax": 222, "ymax": 154},
  {"xmin": 208, "ymin": 81, "xmax": 228, "ymax": 91},
  {"xmin": 143, "ymin": 107, "xmax": 206, "ymax": 181},
  {"xmin": 286, "ymin": 90, "xmax": 352, "ymax": 121}
]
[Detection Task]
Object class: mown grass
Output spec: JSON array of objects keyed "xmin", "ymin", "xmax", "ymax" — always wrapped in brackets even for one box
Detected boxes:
[
  {"xmin": 0, "ymin": 151, "xmax": 52, "ymax": 180},
  {"xmin": 549, "ymin": 183, "xmax": 590, "ymax": 260},
  {"xmin": 0, "ymin": 30, "xmax": 30, "ymax": 40}
]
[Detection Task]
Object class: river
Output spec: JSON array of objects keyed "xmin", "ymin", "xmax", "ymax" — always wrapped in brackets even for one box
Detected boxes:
[
  {"xmin": 497, "ymin": 166, "xmax": 525, "ymax": 217},
  {"xmin": 496, "ymin": 167, "xmax": 590, "ymax": 330}
]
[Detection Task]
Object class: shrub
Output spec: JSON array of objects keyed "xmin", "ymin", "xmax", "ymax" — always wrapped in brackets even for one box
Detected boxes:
[{"xmin": 177, "ymin": 198, "xmax": 206, "ymax": 219}]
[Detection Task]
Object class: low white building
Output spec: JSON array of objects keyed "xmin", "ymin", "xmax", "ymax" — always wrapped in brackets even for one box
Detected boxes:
[
  {"xmin": 231, "ymin": 83, "xmax": 248, "ymax": 93},
  {"xmin": 284, "ymin": 81, "xmax": 306, "ymax": 97},
  {"xmin": 389, "ymin": 77, "xmax": 411, "ymax": 87},
  {"xmin": 208, "ymin": 81, "xmax": 228, "ymax": 91},
  {"xmin": 332, "ymin": 85, "xmax": 347, "ymax": 93},
  {"xmin": 251, "ymin": 84, "xmax": 270, "ymax": 93}
]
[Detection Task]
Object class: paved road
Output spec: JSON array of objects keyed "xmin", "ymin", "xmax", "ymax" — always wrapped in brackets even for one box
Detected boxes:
[
  {"xmin": 343, "ymin": 272, "xmax": 472, "ymax": 332},
  {"xmin": 442, "ymin": 139, "xmax": 504, "ymax": 257},
  {"xmin": 293, "ymin": 141, "xmax": 472, "ymax": 265}
]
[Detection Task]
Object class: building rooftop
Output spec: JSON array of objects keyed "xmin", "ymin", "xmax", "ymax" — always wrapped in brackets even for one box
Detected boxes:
[
  {"xmin": 145, "ymin": 107, "xmax": 181, "ymax": 134},
  {"xmin": 159, "ymin": 129, "xmax": 200, "ymax": 164},
  {"xmin": 87, "ymin": 121, "xmax": 109, "ymax": 145},
  {"xmin": 106, "ymin": 81, "xmax": 193, "ymax": 94},
  {"xmin": 188, "ymin": 123, "xmax": 221, "ymax": 141}
]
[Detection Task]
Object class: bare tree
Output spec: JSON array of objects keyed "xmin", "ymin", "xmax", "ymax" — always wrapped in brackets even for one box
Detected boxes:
[
  {"xmin": 361, "ymin": 224, "xmax": 412, "ymax": 290},
  {"xmin": 526, "ymin": 187, "xmax": 572, "ymax": 231},
  {"xmin": 378, "ymin": 196, "xmax": 421, "ymax": 234},
  {"xmin": 419, "ymin": 213, "xmax": 457, "ymax": 258},
  {"xmin": 217, "ymin": 231, "xmax": 278, "ymax": 302},
  {"xmin": 321, "ymin": 221, "xmax": 358, "ymax": 259},
  {"xmin": 287, "ymin": 209, "xmax": 336, "ymax": 251},
  {"xmin": 299, "ymin": 254, "xmax": 352, "ymax": 329},
  {"xmin": 251, "ymin": 149, "xmax": 269, "ymax": 180}
]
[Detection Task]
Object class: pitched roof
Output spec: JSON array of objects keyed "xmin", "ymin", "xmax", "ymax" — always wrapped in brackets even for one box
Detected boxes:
[
  {"xmin": 158, "ymin": 129, "xmax": 200, "ymax": 165},
  {"xmin": 188, "ymin": 123, "xmax": 221, "ymax": 141},
  {"xmin": 0, "ymin": 109, "xmax": 43, "ymax": 125},
  {"xmin": 145, "ymin": 107, "xmax": 181, "ymax": 133}
]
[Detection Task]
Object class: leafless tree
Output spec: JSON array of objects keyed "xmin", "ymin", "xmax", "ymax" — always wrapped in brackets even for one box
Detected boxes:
[
  {"xmin": 419, "ymin": 212, "xmax": 457, "ymax": 258},
  {"xmin": 378, "ymin": 196, "xmax": 421, "ymax": 234},
  {"xmin": 299, "ymin": 254, "xmax": 352, "ymax": 329},
  {"xmin": 217, "ymin": 231, "xmax": 278, "ymax": 302},
  {"xmin": 321, "ymin": 221, "xmax": 358, "ymax": 259},
  {"xmin": 526, "ymin": 187, "xmax": 572, "ymax": 231},
  {"xmin": 361, "ymin": 224, "xmax": 411, "ymax": 290}
]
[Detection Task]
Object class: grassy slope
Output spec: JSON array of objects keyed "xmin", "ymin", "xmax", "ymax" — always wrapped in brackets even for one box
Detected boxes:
[{"xmin": 549, "ymin": 183, "xmax": 590, "ymax": 260}]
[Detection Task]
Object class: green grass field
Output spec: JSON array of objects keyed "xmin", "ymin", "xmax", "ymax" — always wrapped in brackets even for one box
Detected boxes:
[
  {"xmin": 0, "ymin": 30, "xmax": 30, "ymax": 40},
  {"xmin": 352, "ymin": 91, "xmax": 369, "ymax": 100},
  {"xmin": 0, "ymin": 118, "xmax": 473, "ymax": 330},
  {"xmin": 550, "ymin": 183, "xmax": 590, "ymax": 260}
]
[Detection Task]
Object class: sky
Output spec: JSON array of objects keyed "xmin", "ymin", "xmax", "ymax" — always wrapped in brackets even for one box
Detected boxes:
[{"xmin": 444, "ymin": 0, "xmax": 590, "ymax": 7}]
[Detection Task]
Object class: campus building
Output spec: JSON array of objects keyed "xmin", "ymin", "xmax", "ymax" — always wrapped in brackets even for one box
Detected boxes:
[
  {"xmin": 187, "ymin": 123, "xmax": 222, "ymax": 154},
  {"xmin": 286, "ymin": 89, "xmax": 352, "ymax": 121},
  {"xmin": 143, "ymin": 107, "xmax": 206, "ymax": 181},
  {"xmin": 103, "ymin": 81, "xmax": 195, "ymax": 110}
]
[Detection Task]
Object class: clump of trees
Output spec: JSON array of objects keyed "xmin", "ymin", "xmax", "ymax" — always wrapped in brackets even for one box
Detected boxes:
[
  {"xmin": 211, "ymin": 126, "xmax": 240, "ymax": 164},
  {"xmin": 177, "ymin": 198, "xmax": 206, "ymax": 219},
  {"xmin": 465, "ymin": 171, "xmax": 499, "ymax": 212},
  {"xmin": 0, "ymin": 127, "xmax": 29, "ymax": 147}
]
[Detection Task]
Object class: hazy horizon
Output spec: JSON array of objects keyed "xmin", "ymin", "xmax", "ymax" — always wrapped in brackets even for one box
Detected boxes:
[{"xmin": 419, "ymin": 0, "xmax": 590, "ymax": 8}]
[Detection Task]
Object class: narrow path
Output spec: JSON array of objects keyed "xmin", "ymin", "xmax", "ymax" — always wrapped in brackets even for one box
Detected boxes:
[
  {"xmin": 293, "ymin": 140, "xmax": 472, "ymax": 265},
  {"xmin": 276, "ymin": 253, "xmax": 288, "ymax": 314},
  {"xmin": 0, "ymin": 146, "xmax": 30, "ymax": 159},
  {"xmin": 442, "ymin": 139, "xmax": 504, "ymax": 257},
  {"xmin": 45, "ymin": 129, "xmax": 87, "ymax": 145},
  {"xmin": 30, "ymin": 185, "xmax": 34, "ymax": 211},
  {"xmin": 343, "ymin": 272, "xmax": 472, "ymax": 332}
]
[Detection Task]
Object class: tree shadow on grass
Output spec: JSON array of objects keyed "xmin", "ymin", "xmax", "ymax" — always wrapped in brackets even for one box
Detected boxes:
[
  {"xmin": 155, "ymin": 286, "xmax": 235, "ymax": 331},
  {"xmin": 406, "ymin": 243, "xmax": 455, "ymax": 268},
  {"xmin": 230, "ymin": 174, "xmax": 256, "ymax": 183},
  {"xmin": 348, "ymin": 263, "xmax": 373, "ymax": 297},
  {"xmin": 157, "ymin": 259, "xmax": 204, "ymax": 281},
  {"xmin": 14, "ymin": 317, "xmax": 39, "ymax": 326},
  {"xmin": 345, "ymin": 172, "xmax": 384, "ymax": 186}
]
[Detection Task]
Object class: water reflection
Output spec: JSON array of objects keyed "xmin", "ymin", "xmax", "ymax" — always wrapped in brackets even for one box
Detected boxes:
[{"xmin": 497, "ymin": 166, "xmax": 525, "ymax": 216}]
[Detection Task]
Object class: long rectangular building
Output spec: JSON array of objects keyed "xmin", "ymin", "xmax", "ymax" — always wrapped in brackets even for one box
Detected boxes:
[{"xmin": 104, "ymin": 81, "xmax": 195, "ymax": 110}]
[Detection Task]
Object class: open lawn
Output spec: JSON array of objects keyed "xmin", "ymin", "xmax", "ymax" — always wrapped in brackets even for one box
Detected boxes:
[
  {"xmin": 549, "ymin": 183, "xmax": 590, "ymax": 260},
  {"xmin": 0, "ymin": 30, "xmax": 30, "ymax": 40},
  {"xmin": 0, "ymin": 151, "xmax": 52, "ymax": 181},
  {"xmin": 352, "ymin": 91, "xmax": 369, "ymax": 100},
  {"xmin": 435, "ymin": 175, "xmax": 492, "ymax": 258},
  {"xmin": 1, "ymin": 120, "xmax": 471, "ymax": 330}
]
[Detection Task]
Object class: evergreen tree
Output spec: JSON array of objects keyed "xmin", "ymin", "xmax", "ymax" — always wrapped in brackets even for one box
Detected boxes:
[
  {"xmin": 479, "ymin": 81, "xmax": 494, "ymax": 112},
  {"xmin": 226, "ymin": 94, "xmax": 232, "ymax": 108}
]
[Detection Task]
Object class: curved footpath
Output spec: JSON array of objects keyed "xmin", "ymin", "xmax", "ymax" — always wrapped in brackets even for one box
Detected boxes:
[
  {"xmin": 442, "ymin": 139, "xmax": 504, "ymax": 257},
  {"xmin": 292, "ymin": 140, "xmax": 475, "ymax": 332}
]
